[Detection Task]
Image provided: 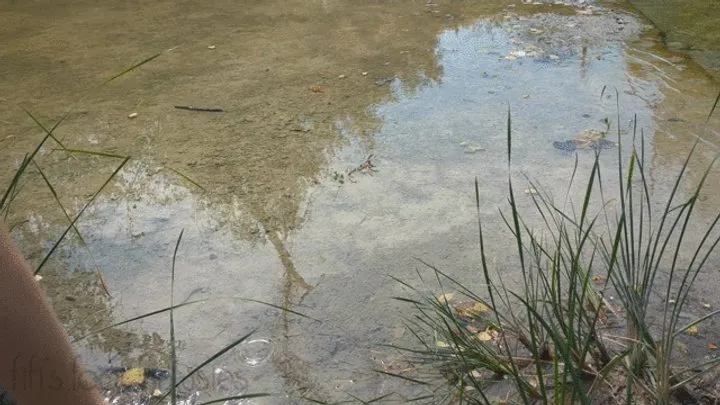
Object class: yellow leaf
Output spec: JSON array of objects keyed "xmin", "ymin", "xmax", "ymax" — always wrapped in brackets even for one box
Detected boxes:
[
  {"xmin": 685, "ymin": 325, "xmax": 699, "ymax": 335},
  {"xmin": 469, "ymin": 302, "xmax": 490, "ymax": 315},
  {"xmin": 708, "ymin": 343, "xmax": 718, "ymax": 350},
  {"xmin": 476, "ymin": 331, "xmax": 493, "ymax": 342},
  {"xmin": 455, "ymin": 301, "xmax": 490, "ymax": 318},
  {"xmin": 118, "ymin": 368, "xmax": 145, "ymax": 387},
  {"xmin": 437, "ymin": 293, "xmax": 455, "ymax": 304}
]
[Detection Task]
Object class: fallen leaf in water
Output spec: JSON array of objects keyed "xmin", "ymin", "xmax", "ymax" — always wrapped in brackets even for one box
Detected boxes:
[
  {"xmin": 464, "ymin": 144, "xmax": 485, "ymax": 153},
  {"xmin": 685, "ymin": 325, "xmax": 699, "ymax": 336},
  {"xmin": 437, "ymin": 293, "xmax": 455, "ymax": 304},
  {"xmin": 476, "ymin": 330, "xmax": 494, "ymax": 342},
  {"xmin": 309, "ymin": 85, "xmax": 324, "ymax": 93},
  {"xmin": 456, "ymin": 301, "xmax": 490, "ymax": 318},
  {"xmin": 118, "ymin": 368, "xmax": 145, "ymax": 387},
  {"xmin": 676, "ymin": 342, "xmax": 689, "ymax": 354}
]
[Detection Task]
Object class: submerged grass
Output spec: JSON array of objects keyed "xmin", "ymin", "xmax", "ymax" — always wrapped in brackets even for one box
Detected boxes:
[{"xmin": 391, "ymin": 91, "xmax": 720, "ymax": 404}]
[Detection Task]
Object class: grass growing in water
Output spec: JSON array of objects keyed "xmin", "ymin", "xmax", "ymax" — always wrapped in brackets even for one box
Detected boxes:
[
  {"xmin": 391, "ymin": 92, "xmax": 720, "ymax": 404},
  {"xmin": 0, "ymin": 50, "xmax": 303, "ymax": 404}
]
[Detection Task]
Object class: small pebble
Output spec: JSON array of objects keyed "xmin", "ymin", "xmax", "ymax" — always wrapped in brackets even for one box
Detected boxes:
[
  {"xmin": 34, "ymin": 275, "xmax": 43, "ymax": 281},
  {"xmin": 128, "ymin": 112, "xmax": 138, "ymax": 119},
  {"xmin": 361, "ymin": 71, "xmax": 368, "ymax": 76},
  {"xmin": 338, "ymin": 74, "xmax": 346, "ymax": 79},
  {"xmin": 207, "ymin": 45, "xmax": 216, "ymax": 50}
]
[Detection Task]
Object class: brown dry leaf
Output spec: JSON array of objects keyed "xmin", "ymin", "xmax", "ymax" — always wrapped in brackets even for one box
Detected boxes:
[
  {"xmin": 597, "ymin": 307, "xmax": 608, "ymax": 324},
  {"xmin": 708, "ymin": 343, "xmax": 718, "ymax": 350},
  {"xmin": 118, "ymin": 368, "xmax": 145, "ymax": 387},
  {"xmin": 593, "ymin": 275, "xmax": 605, "ymax": 283},
  {"xmin": 309, "ymin": 85, "xmax": 324, "ymax": 93}
]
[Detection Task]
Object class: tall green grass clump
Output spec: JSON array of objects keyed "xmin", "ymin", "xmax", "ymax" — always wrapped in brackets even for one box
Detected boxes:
[{"xmin": 391, "ymin": 92, "xmax": 720, "ymax": 404}]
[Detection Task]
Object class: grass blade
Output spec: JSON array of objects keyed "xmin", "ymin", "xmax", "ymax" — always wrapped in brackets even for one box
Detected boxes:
[
  {"xmin": 70, "ymin": 298, "xmax": 209, "ymax": 343},
  {"xmin": 706, "ymin": 91, "xmax": 720, "ymax": 126},
  {"xmin": 34, "ymin": 156, "xmax": 130, "ymax": 275},
  {"xmin": 154, "ymin": 329, "xmax": 257, "ymax": 405},
  {"xmin": 170, "ymin": 228, "xmax": 183, "ymax": 405},
  {"xmin": 164, "ymin": 166, "xmax": 206, "ymax": 191},
  {"xmin": 103, "ymin": 50, "xmax": 171, "ymax": 85},
  {"xmin": 197, "ymin": 394, "xmax": 272, "ymax": 405},
  {"xmin": 31, "ymin": 160, "xmax": 111, "ymax": 296}
]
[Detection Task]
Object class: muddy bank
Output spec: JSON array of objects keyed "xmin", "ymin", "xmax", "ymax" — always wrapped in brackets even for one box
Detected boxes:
[{"xmin": 628, "ymin": 0, "xmax": 720, "ymax": 78}]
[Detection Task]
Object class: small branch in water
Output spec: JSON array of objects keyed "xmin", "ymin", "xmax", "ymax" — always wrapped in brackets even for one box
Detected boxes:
[
  {"xmin": 348, "ymin": 154, "xmax": 377, "ymax": 181},
  {"xmin": 174, "ymin": 105, "xmax": 224, "ymax": 112}
]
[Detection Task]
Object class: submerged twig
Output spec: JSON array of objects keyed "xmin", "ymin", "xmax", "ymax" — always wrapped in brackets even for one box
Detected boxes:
[
  {"xmin": 348, "ymin": 154, "xmax": 377, "ymax": 180},
  {"xmin": 174, "ymin": 105, "xmax": 224, "ymax": 113}
]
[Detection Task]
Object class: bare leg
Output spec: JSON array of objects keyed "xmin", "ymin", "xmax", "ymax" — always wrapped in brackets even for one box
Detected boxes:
[{"xmin": 0, "ymin": 224, "xmax": 105, "ymax": 405}]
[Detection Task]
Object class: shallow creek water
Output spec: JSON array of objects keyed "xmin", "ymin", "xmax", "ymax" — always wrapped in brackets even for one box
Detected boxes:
[{"xmin": 1, "ymin": 0, "xmax": 719, "ymax": 403}]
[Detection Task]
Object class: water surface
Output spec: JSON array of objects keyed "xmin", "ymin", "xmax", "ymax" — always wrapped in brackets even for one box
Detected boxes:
[{"xmin": 1, "ymin": 0, "xmax": 719, "ymax": 403}]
